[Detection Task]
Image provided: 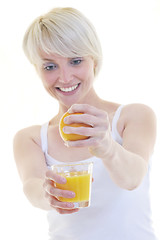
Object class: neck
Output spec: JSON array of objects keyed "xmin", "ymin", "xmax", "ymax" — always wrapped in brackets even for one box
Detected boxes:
[
  {"xmin": 60, "ymin": 87, "xmax": 103, "ymax": 110},
  {"xmin": 51, "ymin": 88, "xmax": 105, "ymax": 125}
]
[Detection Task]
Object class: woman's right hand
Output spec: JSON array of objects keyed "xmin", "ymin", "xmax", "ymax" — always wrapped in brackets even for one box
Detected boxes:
[{"xmin": 43, "ymin": 170, "xmax": 79, "ymax": 214}]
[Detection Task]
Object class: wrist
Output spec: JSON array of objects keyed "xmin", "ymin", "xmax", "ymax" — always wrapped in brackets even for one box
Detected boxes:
[
  {"xmin": 101, "ymin": 138, "xmax": 117, "ymax": 164},
  {"xmin": 89, "ymin": 136, "xmax": 115, "ymax": 161}
]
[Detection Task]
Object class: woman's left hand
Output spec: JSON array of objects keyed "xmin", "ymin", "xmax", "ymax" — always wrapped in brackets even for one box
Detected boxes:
[{"xmin": 63, "ymin": 104, "xmax": 113, "ymax": 159}]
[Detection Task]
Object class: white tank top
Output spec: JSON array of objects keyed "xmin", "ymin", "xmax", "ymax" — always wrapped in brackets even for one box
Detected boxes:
[{"xmin": 41, "ymin": 106, "xmax": 158, "ymax": 240}]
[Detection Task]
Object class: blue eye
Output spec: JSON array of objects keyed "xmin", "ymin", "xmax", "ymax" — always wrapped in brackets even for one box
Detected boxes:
[
  {"xmin": 44, "ymin": 63, "xmax": 57, "ymax": 71},
  {"xmin": 70, "ymin": 58, "xmax": 83, "ymax": 65}
]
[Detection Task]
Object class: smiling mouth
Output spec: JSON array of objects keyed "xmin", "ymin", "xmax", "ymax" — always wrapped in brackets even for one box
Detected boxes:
[{"xmin": 56, "ymin": 83, "xmax": 80, "ymax": 93}]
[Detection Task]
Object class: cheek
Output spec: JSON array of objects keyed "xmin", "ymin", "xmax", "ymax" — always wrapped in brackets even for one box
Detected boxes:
[
  {"xmin": 41, "ymin": 73, "xmax": 57, "ymax": 87},
  {"xmin": 79, "ymin": 63, "xmax": 94, "ymax": 80},
  {"xmin": 83, "ymin": 66, "xmax": 95, "ymax": 82},
  {"xmin": 85, "ymin": 61, "xmax": 95, "ymax": 77},
  {"xmin": 36, "ymin": 67, "xmax": 57, "ymax": 89}
]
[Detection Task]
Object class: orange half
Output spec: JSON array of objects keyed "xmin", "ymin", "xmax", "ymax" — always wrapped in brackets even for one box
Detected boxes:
[{"xmin": 59, "ymin": 112, "xmax": 90, "ymax": 141}]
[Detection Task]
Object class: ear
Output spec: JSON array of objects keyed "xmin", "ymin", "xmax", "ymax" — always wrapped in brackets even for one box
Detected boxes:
[{"xmin": 94, "ymin": 61, "xmax": 97, "ymax": 75}]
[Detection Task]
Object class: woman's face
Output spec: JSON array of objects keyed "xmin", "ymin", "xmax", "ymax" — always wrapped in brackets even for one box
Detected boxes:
[{"xmin": 37, "ymin": 53, "xmax": 95, "ymax": 108}]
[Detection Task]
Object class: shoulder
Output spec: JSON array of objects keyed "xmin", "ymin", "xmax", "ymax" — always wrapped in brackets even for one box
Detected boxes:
[
  {"xmin": 122, "ymin": 103, "xmax": 157, "ymax": 124},
  {"xmin": 13, "ymin": 125, "xmax": 49, "ymax": 182},
  {"xmin": 13, "ymin": 125, "xmax": 42, "ymax": 148},
  {"xmin": 119, "ymin": 103, "xmax": 157, "ymax": 161},
  {"xmin": 121, "ymin": 103, "xmax": 157, "ymax": 147},
  {"xmin": 116, "ymin": 103, "xmax": 157, "ymax": 141}
]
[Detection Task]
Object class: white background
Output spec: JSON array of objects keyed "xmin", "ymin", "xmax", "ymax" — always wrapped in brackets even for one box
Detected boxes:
[{"xmin": 0, "ymin": 0, "xmax": 160, "ymax": 239}]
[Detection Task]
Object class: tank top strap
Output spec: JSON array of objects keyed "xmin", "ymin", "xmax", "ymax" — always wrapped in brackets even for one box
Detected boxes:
[
  {"xmin": 111, "ymin": 105, "xmax": 124, "ymax": 145},
  {"xmin": 40, "ymin": 122, "xmax": 49, "ymax": 153}
]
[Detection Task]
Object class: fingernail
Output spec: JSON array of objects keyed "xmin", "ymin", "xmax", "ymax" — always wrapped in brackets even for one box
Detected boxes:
[
  {"xmin": 63, "ymin": 127, "xmax": 67, "ymax": 133},
  {"xmin": 69, "ymin": 192, "xmax": 75, "ymax": 198},
  {"xmin": 63, "ymin": 117, "xmax": 67, "ymax": 123},
  {"xmin": 61, "ymin": 177, "xmax": 67, "ymax": 184},
  {"xmin": 67, "ymin": 202, "xmax": 74, "ymax": 208}
]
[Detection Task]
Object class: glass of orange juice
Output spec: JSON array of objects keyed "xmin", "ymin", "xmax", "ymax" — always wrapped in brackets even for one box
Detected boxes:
[{"xmin": 52, "ymin": 162, "xmax": 93, "ymax": 208}]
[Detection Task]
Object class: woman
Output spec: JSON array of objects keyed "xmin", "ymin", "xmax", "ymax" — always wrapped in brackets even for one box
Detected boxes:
[{"xmin": 13, "ymin": 7, "xmax": 158, "ymax": 240}]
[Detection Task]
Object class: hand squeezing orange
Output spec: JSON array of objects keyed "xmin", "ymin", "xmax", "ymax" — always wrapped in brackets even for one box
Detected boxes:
[{"xmin": 59, "ymin": 112, "xmax": 90, "ymax": 141}]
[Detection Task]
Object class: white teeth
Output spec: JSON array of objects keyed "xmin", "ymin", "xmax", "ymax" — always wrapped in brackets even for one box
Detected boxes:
[{"xmin": 59, "ymin": 84, "xmax": 79, "ymax": 92}]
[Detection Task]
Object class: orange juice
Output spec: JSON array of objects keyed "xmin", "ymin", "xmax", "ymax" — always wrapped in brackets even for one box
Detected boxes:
[{"xmin": 55, "ymin": 171, "xmax": 91, "ymax": 202}]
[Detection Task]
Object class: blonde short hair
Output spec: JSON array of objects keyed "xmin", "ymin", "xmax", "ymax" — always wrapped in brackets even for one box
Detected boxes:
[{"xmin": 23, "ymin": 7, "xmax": 102, "ymax": 76}]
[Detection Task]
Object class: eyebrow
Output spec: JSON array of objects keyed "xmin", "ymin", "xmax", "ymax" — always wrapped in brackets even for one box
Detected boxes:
[
  {"xmin": 41, "ymin": 56, "xmax": 83, "ymax": 65},
  {"xmin": 42, "ymin": 58, "xmax": 55, "ymax": 62}
]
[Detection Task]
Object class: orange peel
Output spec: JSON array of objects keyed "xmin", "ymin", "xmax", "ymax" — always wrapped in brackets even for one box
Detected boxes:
[{"xmin": 59, "ymin": 112, "xmax": 90, "ymax": 141}]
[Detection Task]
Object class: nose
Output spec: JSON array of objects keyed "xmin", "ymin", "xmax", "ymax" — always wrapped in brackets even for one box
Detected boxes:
[{"xmin": 59, "ymin": 66, "xmax": 73, "ymax": 84}]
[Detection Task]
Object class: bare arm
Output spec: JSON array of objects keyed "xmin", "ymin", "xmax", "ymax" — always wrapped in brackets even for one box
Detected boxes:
[
  {"xmin": 13, "ymin": 126, "xmax": 78, "ymax": 213},
  {"xmin": 102, "ymin": 104, "xmax": 157, "ymax": 190},
  {"xmin": 13, "ymin": 126, "xmax": 51, "ymax": 210},
  {"xmin": 62, "ymin": 103, "xmax": 157, "ymax": 190}
]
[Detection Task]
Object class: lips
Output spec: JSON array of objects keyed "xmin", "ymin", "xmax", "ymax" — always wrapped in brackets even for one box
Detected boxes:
[{"xmin": 56, "ymin": 83, "xmax": 80, "ymax": 93}]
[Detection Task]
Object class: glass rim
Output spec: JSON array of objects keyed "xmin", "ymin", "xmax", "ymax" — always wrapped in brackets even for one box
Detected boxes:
[{"xmin": 51, "ymin": 161, "xmax": 93, "ymax": 169}]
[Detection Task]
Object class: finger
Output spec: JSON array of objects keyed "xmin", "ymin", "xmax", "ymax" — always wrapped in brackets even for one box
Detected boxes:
[
  {"xmin": 49, "ymin": 195, "xmax": 75, "ymax": 209},
  {"xmin": 68, "ymin": 104, "xmax": 106, "ymax": 117},
  {"xmin": 45, "ymin": 192, "xmax": 78, "ymax": 211},
  {"xmin": 63, "ymin": 124, "xmax": 108, "ymax": 139},
  {"xmin": 56, "ymin": 208, "xmax": 79, "ymax": 214},
  {"xmin": 63, "ymin": 125, "xmax": 95, "ymax": 137},
  {"xmin": 44, "ymin": 183, "xmax": 75, "ymax": 199},
  {"xmin": 64, "ymin": 113, "xmax": 97, "ymax": 127},
  {"xmin": 43, "ymin": 178, "xmax": 55, "ymax": 189},
  {"xmin": 46, "ymin": 170, "xmax": 66, "ymax": 184},
  {"xmin": 65, "ymin": 137, "xmax": 100, "ymax": 148}
]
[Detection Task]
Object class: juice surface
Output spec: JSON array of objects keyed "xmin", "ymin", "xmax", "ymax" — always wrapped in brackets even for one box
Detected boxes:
[{"xmin": 56, "ymin": 171, "xmax": 91, "ymax": 202}]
